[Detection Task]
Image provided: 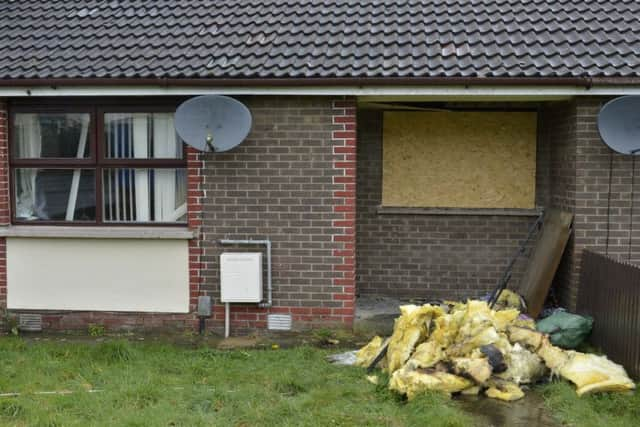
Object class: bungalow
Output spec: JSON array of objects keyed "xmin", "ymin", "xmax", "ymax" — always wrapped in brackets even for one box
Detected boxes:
[{"xmin": 0, "ymin": 1, "xmax": 638, "ymax": 333}]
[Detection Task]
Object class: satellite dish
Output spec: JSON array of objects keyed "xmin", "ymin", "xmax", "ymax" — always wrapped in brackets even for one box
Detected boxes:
[
  {"xmin": 598, "ymin": 96, "xmax": 640, "ymax": 155},
  {"xmin": 175, "ymin": 95, "xmax": 252, "ymax": 152}
]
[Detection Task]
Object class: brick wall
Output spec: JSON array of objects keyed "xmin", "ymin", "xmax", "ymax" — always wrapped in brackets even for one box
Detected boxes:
[
  {"xmin": 539, "ymin": 101, "xmax": 578, "ymax": 307},
  {"xmin": 330, "ymin": 99, "xmax": 357, "ymax": 323},
  {"xmin": 573, "ymin": 98, "xmax": 631, "ymax": 260},
  {"xmin": 0, "ymin": 96, "xmax": 358, "ymax": 334},
  {"xmin": 198, "ymin": 96, "xmax": 357, "ymax": 331},
  {"xmin": 0, "ymin": 94, "xmax": 624, "ymax": 330},
  {"xmin": 539, "ymin": 96, "xmax": 640, "ymax": 311},
  {"xmin": 546, "ymin": 97, "xmax": 640, "ymax": 311},
  {"xmin": 358, "ymin": 101, "xmax": 639, "ymax": 310},
  {"xmin": 187, "ymin": 146, "xmax": 204, "ymax": 312},
  {"xmin": 356, "ymin": 110, "xmax": 542, "ymax": 301},
  {"xmin": 0, "ymin": 100, "xmax": 7, "ymax": 324}
]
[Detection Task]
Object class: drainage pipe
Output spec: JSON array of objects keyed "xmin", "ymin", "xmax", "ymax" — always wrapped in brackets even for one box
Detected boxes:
[
  {"xmin": 219, "ymin": 239, "xmax": 273, "ymax": 337},
  {"xmin": 225, "ymin": 302, "xmax": 230, "ymax": 338}
]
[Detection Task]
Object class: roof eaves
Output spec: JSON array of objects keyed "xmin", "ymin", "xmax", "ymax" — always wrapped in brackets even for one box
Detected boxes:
[{"xmin": 0, "ymin": 76, "xmax": 598, "ymax": 87}]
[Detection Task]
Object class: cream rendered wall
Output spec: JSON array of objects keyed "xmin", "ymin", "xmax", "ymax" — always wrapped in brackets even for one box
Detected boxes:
[{"xmin": 6, "ymin": 238, "xmax": 189, "ymax": 313}]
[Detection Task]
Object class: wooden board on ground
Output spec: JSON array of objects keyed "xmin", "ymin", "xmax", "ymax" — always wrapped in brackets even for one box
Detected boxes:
[
  {"xmin": 516, "ymin": 208, "xmax": 573, "ymax": 318},
  {"xmin": 367, "ymin": 337, "xmax": 391, "ymax": 373}
]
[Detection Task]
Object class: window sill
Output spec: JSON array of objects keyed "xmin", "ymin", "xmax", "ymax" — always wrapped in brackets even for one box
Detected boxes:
[
  {"xmin": 0, "ymin": 225, "xmax": 195, "ymax": 240},
  {"xmin": 376, "ymin": 206, "xmax": 543, "ymax": 217}
]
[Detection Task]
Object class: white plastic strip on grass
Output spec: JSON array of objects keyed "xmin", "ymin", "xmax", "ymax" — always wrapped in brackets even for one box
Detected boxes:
[
  {"xmin": 0, "ymin": 390, "xmax": 102, "ymax": 397},
  {"xmin": 0, "ymin": 386, "xmax": 224, "ymax": 398}
]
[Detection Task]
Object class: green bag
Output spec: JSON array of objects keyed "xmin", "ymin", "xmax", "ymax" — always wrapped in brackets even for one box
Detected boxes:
[{"xmin": 536, "ymin": 311, "xmax": 594, "ymax": 349}]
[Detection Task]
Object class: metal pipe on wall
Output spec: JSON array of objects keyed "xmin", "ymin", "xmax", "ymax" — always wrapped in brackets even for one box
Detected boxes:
[{"xmin": 224, "ymin": 302, "xmax": 230, "ymax": 338}]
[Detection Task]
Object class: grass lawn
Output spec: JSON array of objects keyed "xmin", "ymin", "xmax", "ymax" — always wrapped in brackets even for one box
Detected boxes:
[
  {"xmin": 538, "ymin": 380, "xmax": 640, "ymax": 427},
  {"xmin": 0, "ymin": 337, "xmax": 637, "ymax": 427},
  {"xmin": 0, "ymin": 337, "xmax": 471, "ymax": 427}
]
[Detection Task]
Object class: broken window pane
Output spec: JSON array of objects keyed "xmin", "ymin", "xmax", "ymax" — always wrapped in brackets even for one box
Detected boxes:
[
  {"xmin": 14, "ymin": 168, "xmax": 96, "ymax": 221},
  {"xmin": 102, "ymin": 168, "xmax": 187, "ymax": 223},
  {"xmin": 13, "ymin": 113, "xmax": 91, "ymax": 159}
]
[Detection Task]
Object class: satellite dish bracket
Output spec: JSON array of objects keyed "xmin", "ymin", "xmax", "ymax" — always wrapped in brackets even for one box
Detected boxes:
[{"xmin": 205, "ymin": 132, "xmax": 215, "ymax": 152}]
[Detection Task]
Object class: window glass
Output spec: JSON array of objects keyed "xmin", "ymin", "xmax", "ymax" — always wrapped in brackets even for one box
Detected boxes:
[
  {"xmin": 14, "ymin": 168, "xmax": 96, "ymax": 221},
  {"xmin": 13, "ymin": 113, "xmax": 91, "ymax": 159},
  {"xmin": 102, "ymin": 168, "xmax": 187, "ymax": 223},
  {"xmin": 11, "ymin": 106, "xmax": 187, "ymax": 225},
  {"xmin": 104, "ymin": 113, "xmax": 182, "ymax": 159}
]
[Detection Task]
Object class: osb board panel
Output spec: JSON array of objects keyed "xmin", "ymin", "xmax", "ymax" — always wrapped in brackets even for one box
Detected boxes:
[
  {"xmin": 382, "ymin": 111, "xmax": 537, "ymax": 208},
  {"xmin": 516, "ymin": 209, "xmax": 573, "ymax": 318}
]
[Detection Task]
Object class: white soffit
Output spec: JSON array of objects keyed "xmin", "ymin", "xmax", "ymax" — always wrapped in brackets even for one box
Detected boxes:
[{"xmin": 1, "ymin": 85, "xmax": 640, "ymax": 98}]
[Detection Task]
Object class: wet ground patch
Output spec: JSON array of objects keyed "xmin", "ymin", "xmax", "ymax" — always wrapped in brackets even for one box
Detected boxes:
[{"xmin": 457, "ymin": 390, "xmax": 559, "ymax": 427}]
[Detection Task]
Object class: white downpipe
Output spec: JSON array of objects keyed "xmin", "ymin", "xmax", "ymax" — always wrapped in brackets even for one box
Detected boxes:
[{"xmin": 225, "ymin": 302, "xmax": 230, "ymax": 339}]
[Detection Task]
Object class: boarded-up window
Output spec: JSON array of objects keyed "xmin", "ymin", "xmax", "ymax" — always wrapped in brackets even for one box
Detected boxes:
[{"xmin": 382, "ymin": 111, "xmax": 537, "ymax": 209}]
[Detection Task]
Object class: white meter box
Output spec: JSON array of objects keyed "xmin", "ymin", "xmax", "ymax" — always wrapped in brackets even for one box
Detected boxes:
[{"xmin": 220, "ymin": 252, "xmax": 263, "ymax": 303}]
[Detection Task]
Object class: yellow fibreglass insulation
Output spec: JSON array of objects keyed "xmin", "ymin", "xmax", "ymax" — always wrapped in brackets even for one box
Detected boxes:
[{"xmin": 359, "ymin": 300, "xmax": 635, "ymax": 402}]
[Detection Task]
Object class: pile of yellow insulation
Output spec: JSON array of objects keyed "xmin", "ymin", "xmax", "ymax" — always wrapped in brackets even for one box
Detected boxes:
[{"xmin": 356, "ymin": 300, "xmax": 635, "ymax": 401}]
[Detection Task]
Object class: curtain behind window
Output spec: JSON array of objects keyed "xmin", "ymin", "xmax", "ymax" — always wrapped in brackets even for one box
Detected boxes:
[
  {"xmin": 14, "ymin": 114, "xmax": 41, "ymax": 219},
  {"xmin": 14, "ymin": 113, "xmax": 91, "ymax": 220},
  {"xmin": 103, "ymin": 113, "xmax": 186, "ymax": 223}
]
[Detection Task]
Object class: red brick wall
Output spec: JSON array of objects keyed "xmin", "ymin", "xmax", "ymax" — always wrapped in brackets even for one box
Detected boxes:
[
  {"xmin": 0, "ymin": 100, "xmax": 7, "ymax": 317},
  {"xmin": 330, "ymin": 98, "xmax": 357, "ymax": 325},
  {"xmin": 200, "ymin": 96, "xmax": 357, "ymax": 332},
  {"xmin": 187, "ymin": 146, "xmax": 204, "ymax": 312}
]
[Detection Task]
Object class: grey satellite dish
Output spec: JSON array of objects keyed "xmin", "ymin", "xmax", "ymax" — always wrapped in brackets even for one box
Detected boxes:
[
  {"xmin": 598, "ymin": 96, "xmax": 640, "ymax": 155},
  {"xmin": 175, "ymin": 95, "xmax": 252, "ymax": 152}
]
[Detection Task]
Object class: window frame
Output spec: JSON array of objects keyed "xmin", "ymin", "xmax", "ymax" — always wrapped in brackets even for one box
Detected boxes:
[{"xmin": 9, "ymin": 103, "xmax": 188, "ymax": 226}]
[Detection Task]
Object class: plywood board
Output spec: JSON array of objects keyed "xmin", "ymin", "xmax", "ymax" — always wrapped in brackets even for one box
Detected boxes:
[
  {"xmin": 382, "ymin": 111, "xmax": 537, "ymax": 208},
  {"xmin": 516, "ymin": 209, "xmax": 573, "ymax": 318}
]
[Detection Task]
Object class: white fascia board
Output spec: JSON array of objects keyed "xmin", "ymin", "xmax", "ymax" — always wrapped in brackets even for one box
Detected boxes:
[{"xmin": 1, "ymin": 84, "xmax": 640, "ymax": 98}]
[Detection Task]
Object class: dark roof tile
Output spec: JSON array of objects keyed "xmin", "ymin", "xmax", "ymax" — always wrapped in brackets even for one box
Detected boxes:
[{"xmin": 1, "ymin": 0, "xmax": 639, "ymax": 80}]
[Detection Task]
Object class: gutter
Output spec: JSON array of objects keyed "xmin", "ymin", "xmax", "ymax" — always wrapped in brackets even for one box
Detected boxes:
[
  {"xmin": 0, "ymin": 76, "xmax": 597, "ymax": 87},
  {"xmin": 5, "ymin": 75, "xmax": 640, "ymax": 98}
]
